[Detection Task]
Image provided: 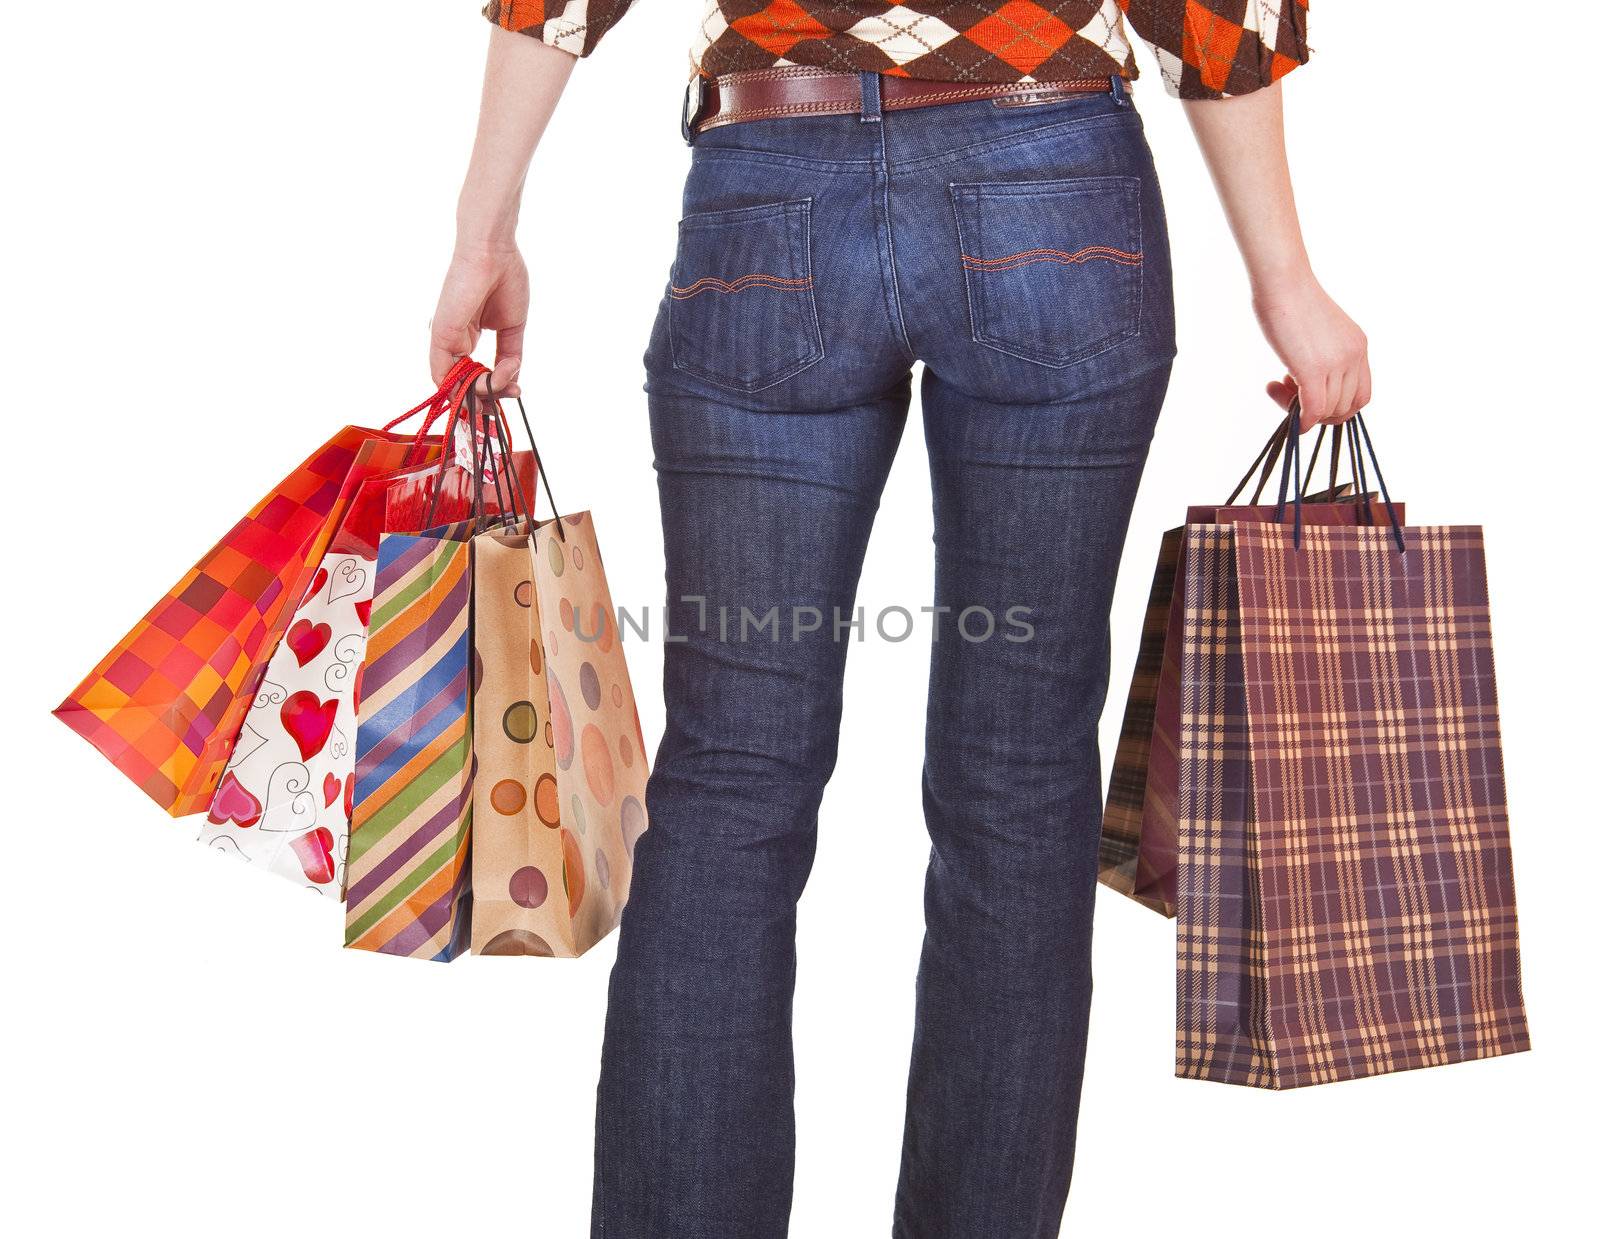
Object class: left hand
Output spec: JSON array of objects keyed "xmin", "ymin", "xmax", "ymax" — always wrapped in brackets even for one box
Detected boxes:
[
  {"xmin": 1252, "ymin": 273, "xmax": 1371, "ymax": 430},
  {"xmin": 429, "ymin": 242, "xmax": 529, "ymax": 398}
]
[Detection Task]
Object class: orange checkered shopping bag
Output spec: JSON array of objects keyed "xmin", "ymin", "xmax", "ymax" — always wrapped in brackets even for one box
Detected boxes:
[{"xmin": 54, "ymin": 360, "xmax": 481, "ymax": 816}]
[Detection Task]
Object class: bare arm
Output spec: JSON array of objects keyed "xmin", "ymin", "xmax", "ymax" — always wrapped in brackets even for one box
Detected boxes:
[
  {"xmin": 429, "ymin": 27, "xmax": 576, "ymax": 394},
  {"xmin": 1184, "ymin": 82, "xmax": 1369, "ymax": 429}
]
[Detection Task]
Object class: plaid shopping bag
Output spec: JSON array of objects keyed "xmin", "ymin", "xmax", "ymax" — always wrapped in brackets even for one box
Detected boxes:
[
  {"xmin": 1172, "ymin": 516, "xmax": 1529, "ymax": 1087},
  {"xmin": 1104, "ymin": 413, "xmax": 1529, "ymax": 1087},
  {"xmin": 1101, "ymin": 420, "xmax": 1405, "ymax": 916},
  {"xmin": 1100, "ymin": 526, "xmax": 1185, "ymax": 914}
]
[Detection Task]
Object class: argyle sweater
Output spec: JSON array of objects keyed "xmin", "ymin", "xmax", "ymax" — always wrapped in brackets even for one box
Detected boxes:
[{"xmin": 485, "ymin": 1, "xmax": 1309, "ymax": 99}]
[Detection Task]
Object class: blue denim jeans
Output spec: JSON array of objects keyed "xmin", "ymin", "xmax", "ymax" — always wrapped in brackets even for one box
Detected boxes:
[{"xmin": 594, "ymin": 75, "xmax": 1175, "ymax": 1238}]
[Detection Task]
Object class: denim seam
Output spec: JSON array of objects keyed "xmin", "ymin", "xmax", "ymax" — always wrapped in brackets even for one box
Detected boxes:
[
  {"xmin": 595, "ymin": 1065, "xmax": 607, "ymax": 1236},
  {"xmin": 954, "ymin": 174, "xmax": 1142, "ymax": 198},
  {"xmin": 950, "ymin": 184, "xmax": 983, "ymax": 365},
  {"xmin": 684, "ymin": 148, "xmax": 877, "ymax": 173},
  {"xmin": 873, "ymin": 123, "xmax": 917, "ymax": 364},
  {"xmin": 892, "ymin": 112, "xmax": 1139, "ymax": 174},
  {"xmin": 677, "ymin": 199, "xmax": 813, "ymax": 230}
]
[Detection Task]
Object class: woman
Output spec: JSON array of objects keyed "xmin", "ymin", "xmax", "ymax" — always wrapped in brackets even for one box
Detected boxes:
[{"xmin": 432, "ymin": 3, "xmax": 1367, "ymax": 1235}]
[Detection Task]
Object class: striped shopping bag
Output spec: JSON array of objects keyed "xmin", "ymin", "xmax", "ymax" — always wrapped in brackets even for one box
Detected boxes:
[{"xmin": 343, "ymin": 525, "xmax": 476, "ymax": 961}]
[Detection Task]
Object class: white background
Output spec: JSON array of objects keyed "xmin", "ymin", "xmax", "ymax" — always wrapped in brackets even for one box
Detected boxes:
[{"xmin": 4, "ymin": 4, "xmax": 1595, "ymax": 1236}]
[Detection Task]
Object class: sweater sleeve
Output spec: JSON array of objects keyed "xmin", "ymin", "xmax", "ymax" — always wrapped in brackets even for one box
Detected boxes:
[
  {"xmin": 1121, "ymin": 1, "xmax": 1311, "ymax": 99},
  {"xmin": 484, "ymin": 0, "xmax": 637, "ymax": 59}
]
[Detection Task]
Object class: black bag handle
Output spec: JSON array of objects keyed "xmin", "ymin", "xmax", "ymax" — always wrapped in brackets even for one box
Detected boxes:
[
  {"xmin": 1226, "ymin": 412, "xmax": 1293, "ymax": 506},
  {"xmin": 1353, "ymin": 411, "xmax": 1404, "ymax": 552},
  {"xmin": 1231, "ymin": 412, "xmax": 1361, "ymax": 509},
  {"xmin": 1273, "ymin": 402, "xmax": 1305, "ymax": 548},
  {"xmin": 1272, "ymin": 399, "xmax": 1406, "ymax": 552},
  {"xmin": 507, "ymin": 393, "xmax": 567, "ymax": 544},
  {"xmin": 1300, "ymin": 421, "xmax": 1348, "ymax": 500}
]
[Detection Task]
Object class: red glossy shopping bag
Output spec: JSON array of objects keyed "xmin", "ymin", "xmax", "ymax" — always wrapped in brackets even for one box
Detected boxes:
[{"xmin": 54, "ymin": 359, "xmax": 479, "ymax": 816}]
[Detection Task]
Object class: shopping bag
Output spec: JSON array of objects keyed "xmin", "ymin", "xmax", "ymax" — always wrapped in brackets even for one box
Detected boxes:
[
  {"xmin": 53, "ymin": 358, "xmax": 487, "ymax": 816},
  {"xmin": 341, "ymin": 372, "xmax": 511, "ymax": 958},
  {"xmin": 470, "ymin": 511, "xmax": 649, "ymax": 957},
  {"xmin": 341, "ymin": 519, "xmax": 476, "ymax": 960},
  {"xmin": 197, "ymin": 547, "xmax": 374, "ymax": 891},
  {"xmin": 1100, "ymin": 420, "xmax": 1405, "ymax": 914},
  {"xmin": 198, "ymin": 446, "xmax": 540, "ymax": 895},
  {"xmin": 56, "ymin": 429, "xmax": 417, "ymax": 816},
  {"xmin": 1108, "ymin": 414, "xmax": 1529, "ymax": 1086}
]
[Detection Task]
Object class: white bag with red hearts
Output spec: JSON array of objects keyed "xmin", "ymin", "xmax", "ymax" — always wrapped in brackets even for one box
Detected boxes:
[{"xmin": 197, "ymin": 551, "xmax": 375, "ymax": 896}]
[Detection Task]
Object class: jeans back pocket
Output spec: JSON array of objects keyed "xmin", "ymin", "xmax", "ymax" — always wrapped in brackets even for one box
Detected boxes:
[
  {"xmin": 668, "ymin": 199, "xmax": 824, "ymax": 393},
  {"xmin": 951, "ymin": 177, "xmax": 1143, "ymax": 369}
]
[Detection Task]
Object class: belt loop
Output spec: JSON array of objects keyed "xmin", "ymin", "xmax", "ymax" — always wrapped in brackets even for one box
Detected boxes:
[
  {"xmin": 859, "ymin": 71, "xmax": 882, "ymax": 123},
  {"xmin": 1109, "ymin": 75, "xmax": 1130, "ymax": 108},
  {"xmin": 682, "ymin": 74, "xmax": 705, "ymax": 145}
]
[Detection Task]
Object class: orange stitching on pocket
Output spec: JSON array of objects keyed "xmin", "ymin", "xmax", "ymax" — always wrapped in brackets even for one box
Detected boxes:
[
  {"xmin": 961, "ymin": 246, "xmax": 1144, "ymax": 272},
  {"xmin": 669, "ymin": 273, "xmax": 814, "ymax": 299}
]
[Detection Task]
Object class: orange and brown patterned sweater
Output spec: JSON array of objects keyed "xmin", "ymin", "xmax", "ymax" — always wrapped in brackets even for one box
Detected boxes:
[{"xmin": 485, "ymin": 1, "xmax": 1309, "ymax": 99}]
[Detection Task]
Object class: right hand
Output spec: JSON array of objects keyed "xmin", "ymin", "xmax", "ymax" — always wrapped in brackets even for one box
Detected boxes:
[
  {"xmin": 429, "ymin": 242, "xmax": 529, "ymax": 396},
  {"xmin": 1251, "ymin": 273, "xmax": 1371, "ymax": 432}
]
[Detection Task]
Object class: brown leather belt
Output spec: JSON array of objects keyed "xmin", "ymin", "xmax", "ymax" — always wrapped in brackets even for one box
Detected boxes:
[{"xmin": 686, "ymin": 68, "xmax": 1119, "ymax": 137}]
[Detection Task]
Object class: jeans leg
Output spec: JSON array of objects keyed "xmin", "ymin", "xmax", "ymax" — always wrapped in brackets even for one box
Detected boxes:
[
  {"xmin": 892, "ymin": 360, "xmax": 1171, "ymax": 1238},
  {"xmin": 593, "ymin": 376, "xmax": 909, "ymax": 1239}
]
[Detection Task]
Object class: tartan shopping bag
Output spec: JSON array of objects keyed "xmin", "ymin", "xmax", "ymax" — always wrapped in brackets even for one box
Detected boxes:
[
  {"xmin": 1100, "ymin": 414, "xmax": 1529, "ymax": 1088},
  {"xmin": 1100, "ymin": 420, "xmax": 1406, "ymax": 915},
  {"xmin": 470, "ymin": 514, "xmax": 649, "ymax": 957},
  {"xmin": 54, "ymin": 358, "xmax": 483, "ymax": 817}
]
